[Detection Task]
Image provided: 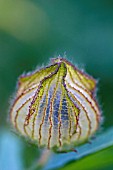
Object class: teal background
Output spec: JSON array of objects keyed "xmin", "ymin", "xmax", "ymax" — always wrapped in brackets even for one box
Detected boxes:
[{"xmin": 0, "ymin": 0, "xmax": 113, "ymax": 170}]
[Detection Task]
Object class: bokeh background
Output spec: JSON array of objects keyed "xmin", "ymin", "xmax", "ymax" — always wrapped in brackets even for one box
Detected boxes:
[{"xmin": 0, "ymin": 0, "xmax": 113, "ymax": 170}]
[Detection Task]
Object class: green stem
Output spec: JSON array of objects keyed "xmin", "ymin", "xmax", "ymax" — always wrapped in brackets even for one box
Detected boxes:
[{"xmin": 28, "ymin": 149, "xmax": 51, "ymax": 170}]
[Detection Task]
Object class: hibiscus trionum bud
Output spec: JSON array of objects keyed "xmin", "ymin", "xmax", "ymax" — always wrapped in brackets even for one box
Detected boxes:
[{"xmin": 10, "ymin": 57, "xmax": 101, "ymax": 152}]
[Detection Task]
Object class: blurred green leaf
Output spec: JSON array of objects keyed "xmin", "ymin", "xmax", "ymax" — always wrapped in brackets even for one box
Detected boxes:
[
  {"xmin": 0, "ymin": 0, "xmax": 49, "ymax": 43},
  {"xmin": 58, "ymin": 146, "xmax": 113, "ymax": 170}
]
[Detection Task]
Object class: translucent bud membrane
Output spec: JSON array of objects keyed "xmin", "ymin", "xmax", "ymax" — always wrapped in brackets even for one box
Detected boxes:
[{"xmin": 10, "ymin": 57, "xmax": 101, "ymax": 152}]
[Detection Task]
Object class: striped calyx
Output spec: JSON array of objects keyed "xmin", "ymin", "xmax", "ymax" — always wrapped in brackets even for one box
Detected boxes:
[{"xmin": 10, "ymin": 58, "xmax": 101, "ymax": 152}]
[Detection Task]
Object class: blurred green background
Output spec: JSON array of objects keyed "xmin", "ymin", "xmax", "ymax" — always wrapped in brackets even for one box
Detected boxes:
[{"xmin": 0, "ymin": 0, "xmax": 113, "ymax": 170}]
